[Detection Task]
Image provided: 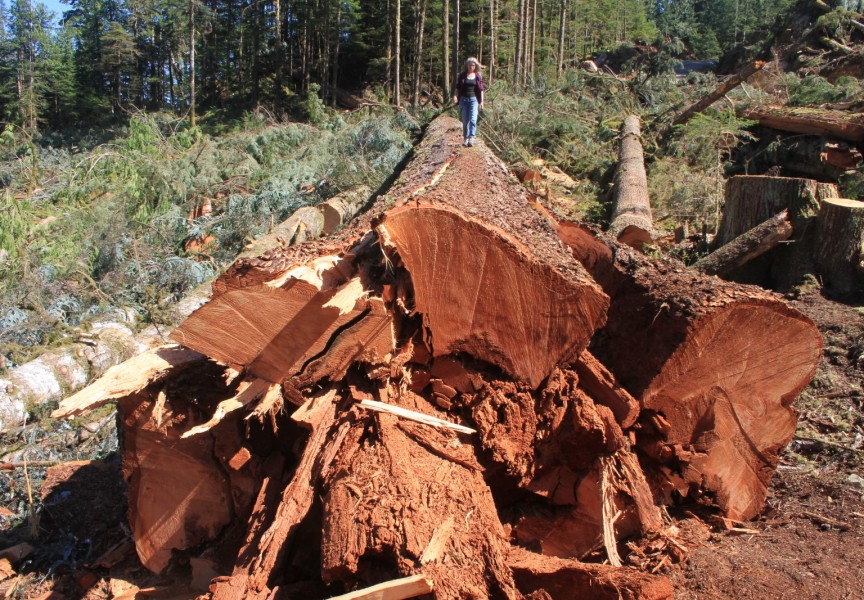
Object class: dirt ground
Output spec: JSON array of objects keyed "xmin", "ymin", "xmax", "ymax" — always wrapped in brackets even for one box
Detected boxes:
[
  {"xmin": 0, "ymin": 287, "xmax": 861, "ymax": 599},
  {"xmin": 668, "ymin": 288, "xmax": 864, "ymax": 600}
]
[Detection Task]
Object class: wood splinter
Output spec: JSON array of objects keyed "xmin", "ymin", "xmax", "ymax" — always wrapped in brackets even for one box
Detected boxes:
[
  {"xmin": 328, "ymin": 574, "xmax": 434, "ymax": 600},
  {"xmin": 358, "ymin": 399, "xmax": 476, "ymax": 434}
]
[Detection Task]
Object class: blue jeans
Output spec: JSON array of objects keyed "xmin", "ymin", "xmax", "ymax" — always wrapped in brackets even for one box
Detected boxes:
[{"xmin": 460, "ymin": 97, "xmax": 478, "ymax": 139}]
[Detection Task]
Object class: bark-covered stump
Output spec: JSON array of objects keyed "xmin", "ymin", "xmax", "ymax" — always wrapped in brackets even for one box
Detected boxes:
[
  {"xmin": 814, "ymin": 198, "xmax": 864, "ymax": 294},
  {"xmin": 713, "ymin": 175, "xmax": 837, "ymax": 289}
]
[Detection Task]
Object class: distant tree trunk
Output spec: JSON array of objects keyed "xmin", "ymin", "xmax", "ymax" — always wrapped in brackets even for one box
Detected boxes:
[
  {"xmin": 529, "ymin": 0, "xmax": 537, "ymax": 82},
  {"xmin": 331, "ymin": 0, "xmax": 341, "ymax": 105},
  {"xmin": 488, "ymin": 0, "xmax": 495, "ymax": 83},
  {"xmin": 454, "ymin": 0, "xmax": 460, "ymax": 77},
  {"xmin": 557, "ymin": 0, "xmax": 566, "ymax": 78},
  {"xmin": 478, "ymin": 10, "xmax": 483, "ymax": 64},
  {"xmin": 514, "ymin": 0, "xmax": 524, "ymax": 86},
  {"xmin": 168, "ymin": 48, "xmax": 176, "ymax": 108},
  {"xmin": 385, "ymin": 0, "xmax": 393, "ymax": 97},
  {"xmin": 412, "ymin": 0, "xmax": 427, "ymax": 105},
  {"xmin": 443, "ymin": 0, "xmax": 450, "ymax": 93},
  {"xmin": 189, "ymin": 0, "xmax": 196, "ymax": 127},
  {"xmin": 274, "ymin": 0, "xmax": 282, "ymax": 99},
  {"xmin": 395, "ymin": 0, "xmax": 401, "ymax": 106}
]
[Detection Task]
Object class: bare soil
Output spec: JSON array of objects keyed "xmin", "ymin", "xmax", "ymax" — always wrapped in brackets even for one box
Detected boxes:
[
  {"xmin": 668, "ymin": 289, "xmax": 864, "ymax": 599},
  {"xmin": 0, "ymin": 288, "xmax": 861, "ymax": 599}
]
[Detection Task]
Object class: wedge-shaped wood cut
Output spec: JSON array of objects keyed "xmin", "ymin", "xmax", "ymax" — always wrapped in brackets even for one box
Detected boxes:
[
  {"xmin": 119, "ymin": 391, "xmax": 234, "ymax": 573},
  {"xmin": 378, "ymin": 203, "xmax": 606, "ymax": 389},
  {"xmin": 52, "ymin": 346, "xmax": 205, "ymax": 419},
  {"xmin": 171, "ymin": 276, "xmax": 394, "ymax": 385},
  {"xmin": 559, "ymin": 225, "xmax": 822, "ymax": 520}
]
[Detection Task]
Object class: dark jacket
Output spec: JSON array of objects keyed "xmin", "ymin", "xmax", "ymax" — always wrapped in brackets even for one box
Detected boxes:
[{"xmin": 453, "ymin": 71, "xmax": 484, "ymax": 103}]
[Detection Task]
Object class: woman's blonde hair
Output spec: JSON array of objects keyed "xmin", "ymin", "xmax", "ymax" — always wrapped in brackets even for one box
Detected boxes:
[{"xmin": 464, "ymin": 57, "xmax": 484, "ymax": 71}]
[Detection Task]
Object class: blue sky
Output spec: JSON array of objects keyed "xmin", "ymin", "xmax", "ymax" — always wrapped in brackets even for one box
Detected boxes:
[{"xmin": 40, "ymin": 0, "xmax": 69, "ymax": 26}]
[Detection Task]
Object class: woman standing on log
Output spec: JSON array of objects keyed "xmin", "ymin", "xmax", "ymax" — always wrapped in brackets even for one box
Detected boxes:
[{"xmin": 452, "ymin": 57, "xmax": 485, "ymax": 146}]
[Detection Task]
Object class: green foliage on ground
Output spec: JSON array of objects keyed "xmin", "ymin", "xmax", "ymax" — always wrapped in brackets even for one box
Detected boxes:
[
  {"xmin": 480, "ymin": 61, "xmax": 752, "ymax": 236},
  {"xmin": 0, "ymin": 108, "xmax": 414, "ymax": 367}
]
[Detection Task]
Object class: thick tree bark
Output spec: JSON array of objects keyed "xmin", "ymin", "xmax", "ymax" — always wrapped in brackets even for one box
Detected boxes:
[
  {"xmin": 557, "ymin": 223, "xmax": 822, "ymax": 520},
  {"xmin": 714, "ymin": 175, "xmax": 838, "ymax": 289},
  {"xmin": 814, "ymin": 198, "xmax": 864, "ymax": 294},
  {"xmin": 609, "ymin": 115, "xmax": 654, "ymax": 250},
  {"xmin": 714, "ymin": 175, "xmax": 837, "ymax": 248},
  {"xmin": 693, "ymin": 210, "xmax": 793, "ymax": 277},
  {"xmin": 739, "ymin": 105, "xmax": 864, "ymax": 142}
]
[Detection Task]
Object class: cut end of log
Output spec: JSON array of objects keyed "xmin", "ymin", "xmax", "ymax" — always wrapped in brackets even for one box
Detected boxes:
[
  {"xmin": 614, "ymin": 223, "xmax": 654, "ymax": 251},
  {"xmin": 377, "ymin": 202, "xmax": 608, "ymax": 389}
]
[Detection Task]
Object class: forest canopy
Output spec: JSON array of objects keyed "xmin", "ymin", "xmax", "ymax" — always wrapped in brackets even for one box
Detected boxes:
[{"xmin": 0, "ymin": 0, "xmax": 810, "ymax": 131}]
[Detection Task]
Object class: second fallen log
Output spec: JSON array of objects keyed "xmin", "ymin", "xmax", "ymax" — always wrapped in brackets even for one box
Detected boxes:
[
  {"xmin": 558, "ymin": 224, "xmax": 822, "ymax": 520},
  {"xmin": 609, "ymin": 115, "xmax": 654, "ymax": 250},
  {"xmin": 692, "ymin": 210, "xmax": 793, "ymax": 277}
]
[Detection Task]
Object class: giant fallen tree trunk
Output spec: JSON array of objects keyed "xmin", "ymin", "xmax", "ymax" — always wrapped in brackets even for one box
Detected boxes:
[
  {"xmin": 609, "ymin": 115, "xmax": 654, "ymax": 250},
  {"xmin": 54, "ymin": 116, "xmax": 822, "ymax": 599},
  {"xmin": 739, "ymin": 105, "xmax": 864, "ymax": 142},
  {"xmin": 557, "ymin": 222, "xmax": 822, "ymax": 520}
]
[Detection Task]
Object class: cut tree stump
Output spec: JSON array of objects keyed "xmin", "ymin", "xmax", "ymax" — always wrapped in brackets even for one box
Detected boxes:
[
  {"xmin": 558, "ymin": 223, "xmax": 822, "ymax": 520},
  {"xmin": 116, "ymin": 361, "xmax": 257, "ymax": 574},
  {"xmin": 693, "ymin": 210, "xmax": 793, "ymax": 277},
  {"xmin": 713, "ymin": 175, "xmax": 838, "ymax": 289},
  {"xmin": 609, "ymin": 115, "xmax": 654, "ymax": 250},
  {"xmin": 714, "ymin": 175, "xmax": 837, "ymax": 248},
  {"xmin": 739, "ymin": 105, "xmax": 864, "ymax": 142},
  {"xmin": 814, "ymin": 198, "xmax": 864, "ymax": 294}
]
